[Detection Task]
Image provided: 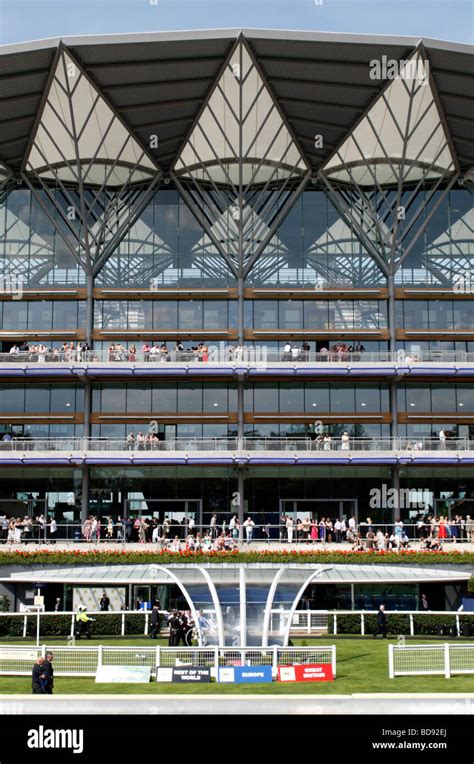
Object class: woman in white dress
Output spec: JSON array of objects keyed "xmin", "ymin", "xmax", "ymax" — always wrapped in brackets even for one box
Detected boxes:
[{"xmin": 286, "ymin": 516, "xmax": 294, "ymax": 543}]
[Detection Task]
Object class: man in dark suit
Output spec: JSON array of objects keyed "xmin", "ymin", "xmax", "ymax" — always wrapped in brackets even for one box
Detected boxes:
[
  {"xmin": 150, "ymin": 604, "xmax": 160, "ymax": 639},
  {"xmin": 373, "ymin": 605, "xmax": 387, "ymax": 638},
  {"xmin": 168, "ymin": 610, "xmax": 180, "ymax": 646},
  {"xmin": 31, "ymin": 657, "xmax": 45, "ymax": 694},
  {"xmin": 42, "ymin": 652, "xmax": 54, "ymax": 694}
]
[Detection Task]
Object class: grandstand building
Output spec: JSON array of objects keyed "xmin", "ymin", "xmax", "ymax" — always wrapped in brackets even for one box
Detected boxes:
[{"xmin": 0, "ymin": 29, "xmax": 473, "ymax": 534}]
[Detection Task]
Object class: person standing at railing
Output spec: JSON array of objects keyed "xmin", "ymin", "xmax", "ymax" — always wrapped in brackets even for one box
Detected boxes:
[
  {"xmin": 467, "ymin": 515, "xmax": 474, "ymax": 542},
  {"xmin": 49, "ymin": 517, "xmax": 57, "ymax": 545},
  {"xmin": 438, "ymin": 516, "xmax": 447, "ymax": 540},
  {"xmin": 286, "ymin": 516, "xmax": 294, "ymax": 543},
  {"xmin": 341, "ymin": 432, "xmax": 350, "ymax": 451},
  {"xmin": 243, "ymin": 517, "xmax": 255, "ymax": 545}
]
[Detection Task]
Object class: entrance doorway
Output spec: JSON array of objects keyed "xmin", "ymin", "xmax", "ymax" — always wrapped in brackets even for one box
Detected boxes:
[
  {"xmin": 124, "ymin": 497, "xmax": 202, "ymax": 529},
  {"xmin": 279, "ymin": 498, "xmax": 358, "ymax": 524}
]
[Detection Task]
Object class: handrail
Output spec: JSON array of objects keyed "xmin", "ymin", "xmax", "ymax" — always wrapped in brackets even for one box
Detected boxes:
[
  {"xmin": 1, "ymin": 349, "xmax": 474, "ymax": 364},
  {"xmin": 0, "ymin": 436, "xmax": 472, "ymax": 452}
]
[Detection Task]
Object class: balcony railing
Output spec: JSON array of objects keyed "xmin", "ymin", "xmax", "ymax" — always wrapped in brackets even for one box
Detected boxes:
[
  {"xmin": 0, "ymin": 437, "xmax": 472, "ymax": 452},
  {"xmin": 2, "ymin": 350, "xmax": 474, "ymax": 365}
]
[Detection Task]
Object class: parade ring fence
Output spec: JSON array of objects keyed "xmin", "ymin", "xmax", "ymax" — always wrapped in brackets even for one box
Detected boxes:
[
  {"xmin": 388, "ymin": 643, "xmax": 474, "ymax": 678},
  {"xmin": 0, "ymin": 644, "xmax": 336, "ymax": 678},
  {"xmin": 2, "ymin": 610, "xmax": 473, "ymax": 640}
]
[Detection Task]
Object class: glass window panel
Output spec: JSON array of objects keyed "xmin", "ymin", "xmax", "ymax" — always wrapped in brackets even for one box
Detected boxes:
[
  {"xmin": 405, "ymin": 386, "xmax": 429, "ymax": 411},
  {"xmin": 356, "ymin": 385, "xmax": 381, "ymax": 412},
  {"xmin": 202, "ymin": 424, "xmax": 230, "ymax": 438},
  {"xmin": 177, "ymin": 383, "xmax": 202, "ymax": 412},
  {"xmin": 403, "ymin": 300, "xmax": 429, "ymax": 328},
  {"xmin": 429, "ymin": 301, "xmax": 454, "ymax": 330},
  {"xmin": 253, "ymin": 385, "xmax": 278, "ymax": 412},
  {"xmin": 453, "ymin": 303, "xmax": 474, "ymax": 330},
  {"xmin": 50, "ymin": 386, "xmax": 77, "ymax": 412},
  {"xmin": 431, "ymin": 385, "xmax": 456, "ymax": 412},
  {"xmin": 278, "ymin": 300, "xmax": 303, "ymax": 329},
  {"xmin": 395, "ymin": 302, "xmax": 404, "ymax": 327},
  {"xmin": 203, "ymin": 384, "xmax": 228, "ymax": 411},
  {"xmin": 128, "ymin": 301, "xmax": 153, "ymax": 330},
  {"xmin": 203, "ymin": 301, "xmax": 228, "ymax": 329},
  {"xmin": 101, "ymin": 301, "xmax": 128, "ymax": 329},
  {"xmin": 253, "ymin": 301, "xmax": 277, "ymax": 329},
  {"xmin": 243, "ymin": 300, "xmax": 253, "ymax": 329},
  {"xmin": 177, "ymin": 423, "xmax": 203, "ymax": 438},
  {"xmin": 457, "ymin": 385, "xmax": 474, "ymax": 411},
  {"xmin": 330, "ymin": 385, "xmax": 355, "ymax": 412},
  {"xmin": 100, "ymin": 385, "xmax": 126, "ymax": 413},
  {"xmin": 329, "ymin": 301, "xmax": 354, "ymax": 329},
  {"xmin": 53, "ymin": 302, "xmax": 78, "ymax": 329},
  {"xmin": 243, "ymin": 386, "xmax": 253, "ymax": 412},
  {"xmin": 229, "ymin": 300, "xmax": 239, "ymax": 329},
  {"xmin": 153, "ymin": 300, "xmax": 178, "ymax": 329},
  {"xmin": 357, "ymin": 301, "xmax": 387, "ymax": 328},
  {"xmin": 2, "ymin": 301, "xmax": 28, "ymax": 330},
  {"xmin": 126, "ymin": 384, "xmax": 152, "ymax": 412},
  {"xmin": 304, "ymin": 301, "xmax": 329, "ymax": 330},
  {"xmin": 380, "ymin": 386, "xmax": 389, "ymax": 411},
  {"xmin": 27, "ymin": 302, "xmax": 53, "ymax": 330},
  {"xmin": 0, "ymin": 385, "xmax": 25, "ymax": 412},
  {"xmin": 94, "ymin": 302, "xmax": 103, "ymax": 328},
  {"xmin": 179, "ymin": 301, "xmax": 203, "ymax": 329},
  {"xmin": 304, "ymin": 383, "xmax": 330, "ymax": 412},
  {"xmin": 227, "ymin": 385, "xmax": 237, "ymax": 412},
  {"xmin": 279, "ymin": 385, "xmax": 304, "ymax": 412},
  {"xmin": 25, "ymin": 385, "xmax": 50, "ymax": 412},
  {"xmin": 152, "ymin": 383, "xmax": 177, "ymax": 411}
]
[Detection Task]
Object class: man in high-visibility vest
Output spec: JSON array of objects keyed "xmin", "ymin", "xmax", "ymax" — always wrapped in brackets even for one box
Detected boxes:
[{"xmin": 75, "ymin": 606, "xmax": 95, "ymax": 639}]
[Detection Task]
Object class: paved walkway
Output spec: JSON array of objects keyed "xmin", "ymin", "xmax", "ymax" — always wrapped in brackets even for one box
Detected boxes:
[
  {"xmin": 0, "ymin": 694, "xmax": 472, "ymax": 715},
  {"xmin": 1, "ymin": 541, "xmax": 474, "ymax": 553}
]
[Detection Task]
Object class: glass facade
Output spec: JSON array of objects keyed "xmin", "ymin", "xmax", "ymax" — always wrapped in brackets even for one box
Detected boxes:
[{"xmin": 0, "ymin": 33, "xmax": 473, "ymax": 535}]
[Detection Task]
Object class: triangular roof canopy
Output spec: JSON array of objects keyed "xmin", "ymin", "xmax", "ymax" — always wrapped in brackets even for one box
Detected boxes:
[
  {"xmin": 24, "ymin": 47, "xmax": 159, "ymax": 187},
  {"xmin": 174, "ymin": 40, "xmax": 306, "ymax": 186},
  {"xmin": 322, "ymin": 49, "xmax": 456, "ymax": 187}
]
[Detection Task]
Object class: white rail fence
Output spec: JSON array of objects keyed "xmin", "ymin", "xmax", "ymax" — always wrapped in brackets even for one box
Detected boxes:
[
  {"xmin": 270, "ymin": 610, "xmax": 474, "ymax": 637},
  {"xmin": 0, "ymin": 644, "xmax": 336, "ymax": 678},
  {"xmin": 389, "ymin": 642, "xmax": 474, "ymax": 678},
  {"xmin": 2, "ymin": 610, "xmax": 473, "ymax": 640}
]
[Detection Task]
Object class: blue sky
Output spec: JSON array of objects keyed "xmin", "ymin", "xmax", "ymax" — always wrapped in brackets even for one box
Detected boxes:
[{"xmin": 0, "ymin": 0, "xmax": 472, "ymax": 46}]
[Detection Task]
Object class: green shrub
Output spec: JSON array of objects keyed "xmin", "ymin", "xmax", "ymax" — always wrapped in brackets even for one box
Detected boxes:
[
  {"xmin": 0, "ymin": 612, "xmax": 159, "ymax": 638},
  {"xmin": 0, "ymin": 595, "xmax": 11, "ymax": 612},
  {"xmin": 333, "ymin": 613, "xmax": 410, "ymax": 635}
]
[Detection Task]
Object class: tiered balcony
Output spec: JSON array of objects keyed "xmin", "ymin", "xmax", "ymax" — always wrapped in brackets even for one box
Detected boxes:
[
  {"xmin": 0, "ymin": 437, "xmax": 473, "ymax": 466},
  {"xmin": 1, "ymin": 350, "xmax": 474, "ymax": 379}
]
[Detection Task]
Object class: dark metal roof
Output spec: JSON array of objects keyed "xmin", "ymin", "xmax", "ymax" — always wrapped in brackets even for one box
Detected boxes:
[{"xmin": 0, "ymin": 29, "xmax": 472, "ymax": 174}]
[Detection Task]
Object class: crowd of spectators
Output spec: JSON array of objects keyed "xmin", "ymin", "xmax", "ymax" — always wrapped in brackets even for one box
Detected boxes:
[{"xmin": 1, "ymin": 511, "xmax": 473, "ymax": 546}]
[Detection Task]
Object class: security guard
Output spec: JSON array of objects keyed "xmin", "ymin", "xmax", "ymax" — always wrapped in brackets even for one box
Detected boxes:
[{"xmin": 75, "ymin": 606, "xmax": 95, "ymax": 639}]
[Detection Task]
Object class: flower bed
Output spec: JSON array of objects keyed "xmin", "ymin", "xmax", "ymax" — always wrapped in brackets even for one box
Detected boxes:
[{"xmin": 0, "ymin": 548, "xmax": 473, "ymax": 566}]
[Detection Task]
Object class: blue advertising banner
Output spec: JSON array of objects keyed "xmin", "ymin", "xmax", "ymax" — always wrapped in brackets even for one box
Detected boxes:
[{"xmin": 218, "ymin": 666, "xmax": 273, "ymax": 683}]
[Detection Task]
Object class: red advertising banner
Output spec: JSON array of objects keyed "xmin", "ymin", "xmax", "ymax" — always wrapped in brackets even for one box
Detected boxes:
[{"xmin": 277, "ymin": 663, "xmax": 334, "ymax": 682}]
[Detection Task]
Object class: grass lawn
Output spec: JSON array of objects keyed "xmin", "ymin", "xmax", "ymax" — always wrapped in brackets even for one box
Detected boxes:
[{"xmin": 0, "ymin": 636, "xmax": 472, "ymax": 695}]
